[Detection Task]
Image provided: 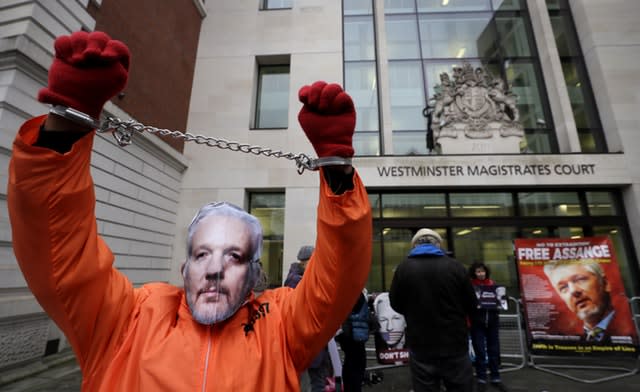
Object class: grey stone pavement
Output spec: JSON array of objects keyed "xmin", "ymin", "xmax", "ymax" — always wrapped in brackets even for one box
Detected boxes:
[{"xmin": 1, "ymin": 349, "xmax": 638, "ymax": 391}]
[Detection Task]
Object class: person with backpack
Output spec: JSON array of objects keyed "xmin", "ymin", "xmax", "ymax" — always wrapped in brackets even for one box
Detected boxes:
[{"xmin": 336, "ymin": 289, "xmax": 370, "ymax": 392}]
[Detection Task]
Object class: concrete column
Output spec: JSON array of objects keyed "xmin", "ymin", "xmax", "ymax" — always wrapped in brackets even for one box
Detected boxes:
[
  {"xmin": 527, "ymin": 0, "xmax": 582, "ymax": 153},
  {"xmin": 373, "ymin": 0, "xmax": 394, "ymax": 155}
]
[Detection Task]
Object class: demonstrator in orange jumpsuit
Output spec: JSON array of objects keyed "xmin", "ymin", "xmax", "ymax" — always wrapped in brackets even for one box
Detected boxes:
[{"xmin": 8, "ymin": 31, "xmax": 372, "ymax": 391}]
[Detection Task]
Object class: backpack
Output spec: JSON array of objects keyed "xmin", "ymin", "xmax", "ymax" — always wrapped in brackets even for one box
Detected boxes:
[{"xmin": 349, "ymin": 298, "xmax": 370, "ymax": 342}]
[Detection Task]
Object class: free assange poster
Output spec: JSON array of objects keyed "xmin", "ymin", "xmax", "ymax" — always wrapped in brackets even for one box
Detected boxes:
[{"xmin": 514, "ymin": 236, "xmax": 638, "ymax": 356}]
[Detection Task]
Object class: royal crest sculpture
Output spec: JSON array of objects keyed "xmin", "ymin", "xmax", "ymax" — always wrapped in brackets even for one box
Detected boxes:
[{"xmin": 430, "ymin": 62, "xmax": 524, "ymax": 154}]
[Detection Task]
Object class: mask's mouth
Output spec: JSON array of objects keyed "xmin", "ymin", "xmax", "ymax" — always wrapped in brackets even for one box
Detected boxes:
[{"xmin": 198, "ymin": 286, "xmax": 228, "ymax": 300}]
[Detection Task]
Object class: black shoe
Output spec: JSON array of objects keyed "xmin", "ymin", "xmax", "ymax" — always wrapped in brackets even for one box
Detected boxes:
[
  {"xmin": 490, "ymin": 381, "xmax": 508, "ymax": 392},
  {"xmin": 476, "ymin": 382, "xmax": 487, "ymax": 392}
]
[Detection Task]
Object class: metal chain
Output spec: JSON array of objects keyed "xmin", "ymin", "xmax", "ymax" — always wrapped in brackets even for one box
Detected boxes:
[{"xmin": 98, "ymin": 117, "xmax": 316, "ymax": 174}]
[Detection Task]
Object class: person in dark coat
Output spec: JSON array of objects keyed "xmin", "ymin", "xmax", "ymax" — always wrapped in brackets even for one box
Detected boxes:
[{"xmin": 389, "ymin": 229, "xmax": 477, "ymax": 392}]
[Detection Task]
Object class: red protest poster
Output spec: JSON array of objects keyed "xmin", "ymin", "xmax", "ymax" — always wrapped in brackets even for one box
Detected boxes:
[{"xmin": 514, "ymin": 236, "xmax": 638, "ymax": 356}]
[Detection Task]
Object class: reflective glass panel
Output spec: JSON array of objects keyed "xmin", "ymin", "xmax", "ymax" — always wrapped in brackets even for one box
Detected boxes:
[
  {"xmin": 453, "ymin": 226, "xmax": 519, "ymax": 297},
  {"xmin": 385, "ymin": 0, "xmax": 416, "ymax": 14},
  {"xmin": 504, "ymin": 61, "xmax": 545, "ymax": 129},
  {"xmin": 345, "ymin": 62, "xmax": 379, "ymax": 132},
  {"xmin": 369, "ymin": 194, "xmax": 382, "ymax": 218},
  {"xmin": 521, "ymin": 227, "xmax": 552, "ymax": 238},
  {"xmin": 522, "ymin": 128, "xmax": 553, "ymax": 153},
  {"xmin": 545, "ymin": 0, "xmax": 569, "ymax": 10},
  {"xmin": 249, "ymin": 193, "xmax": 285, "ymax": 286},
  {"xmin": 385, "ymin": 14, "xmax": 421, "ymax": 59},
  {"xmin": 392, "ymin": 131, "xmax": 430, "ymax": 155},
  {"xmin": 593, "ymin": 226, "xmax": 636, "ymax": 296},
  {"xmin": 496, "ymin": 15, "xmax": 532, "ymax": 57},
  {"xmin": 381, "ymin": 193, "xmax": 447, "ymax": 218},
  {"xmin": 417, "ymin": 0, "xmax": 491, "ymax": 12},
  {"xmin": 353, "ymin": 132, "xmax": 380, "ymax": 156},
  {"xmin": 586, "ymin": 192, "xmax": 618, "ymax": 216},
  {"xmin": 345, "ymin": 15, "xmax": 376, "ymax": 61},
  {"xmin": 450, "ymin": 193, "xmax": 513, "ymax": 217},
  {"xmin": 418, "ymin": 14, "xmax": 495, "ymax": 59},
  {"xmin": 389, "ymin": 61, "xmax": 426, "ymax": 130},
  {"xmin": 262, "ymin": 0, "xmax": 292, "ymax": 9},
  {"xmin": 255, "ymin": 65, "xmax": 289, "ymax": 128},
  {"xmin": 382, "ymin": 228, "xmax": 414, "ymax": 290},
  {"xmin": 344, "ymin": 0, "xmax": 373, "ymax": 15},
  {"xmin": 368, "ymin": 227, "xmax": 384, "ymax": 292},
  {"xmin": 550, "ymin": 14, "xmax": 581, "ymax": 56},
  {"xmin": 556, "ymin": 226, "xmax": 583, "ymax": 238},
  {"xmin": 518, "ymin": 192, "xmax": 582, "ymax": 216},
  {"xmin": 492, "ymin": 0, "xmax": 522, "ymax": 10}
]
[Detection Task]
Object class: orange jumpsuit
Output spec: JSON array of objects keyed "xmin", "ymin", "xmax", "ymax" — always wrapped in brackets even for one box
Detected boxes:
[{"xmin": 8, "ymin": 116, "xmax": 372, "ymax": 391}]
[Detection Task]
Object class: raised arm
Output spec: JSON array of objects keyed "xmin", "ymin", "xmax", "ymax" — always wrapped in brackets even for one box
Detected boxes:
[
  {"xmin": 8, "ymin": 31, "xmax": 134, "ymax": 372},
  {"xmin": 282, "ymin": 81, "xmax": 372, "ymax": 369}
]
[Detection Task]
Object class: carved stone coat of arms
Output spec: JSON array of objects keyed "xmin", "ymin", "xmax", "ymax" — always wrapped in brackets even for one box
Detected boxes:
[{"xmin": 430, "ymin": 62, "xmax": 524, "ymax": 154}]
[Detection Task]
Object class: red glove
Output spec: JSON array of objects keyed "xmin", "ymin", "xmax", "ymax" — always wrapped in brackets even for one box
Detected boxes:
[
  {"xmin": 298, "ymin": 81, "xmax": 356, "ymax": 158},
  {"xmin": 38, "ymin": 31, "xmax": 130, "ymax": 119}
]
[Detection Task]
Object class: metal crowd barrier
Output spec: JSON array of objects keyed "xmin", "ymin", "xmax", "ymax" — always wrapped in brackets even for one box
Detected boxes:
[{"xmin": 497, "ymin": 296, "xmax": 527, "ymax": 372}]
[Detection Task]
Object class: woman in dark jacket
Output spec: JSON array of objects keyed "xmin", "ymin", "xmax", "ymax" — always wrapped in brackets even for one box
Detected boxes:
[{"xmin": 469, "ymin": 262, "xmax": 508, "ymax": 392}]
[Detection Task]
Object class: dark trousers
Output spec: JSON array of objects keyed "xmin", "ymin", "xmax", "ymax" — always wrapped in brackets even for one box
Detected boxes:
[
  {"xmin": 409, "ymin": 352, "xmax": 473, "ymax": 392},
  {"xmin": 470, "ymin": 319, "xmax": 501, "ymax": 382},
  {"xmin": 337, "ymin": 336, "xmax": 366, "ymax": 392}
]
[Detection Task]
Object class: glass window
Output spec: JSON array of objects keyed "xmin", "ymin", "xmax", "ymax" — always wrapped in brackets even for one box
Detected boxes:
[
  {"xmin": 586, "ymin": 191, "xmax": 618, "ymax": 216},
  {"xmin": 369, "ymin": 227, "xmax": 384, "ymax": 292},
  {"xmin": 345, "ymin": 0, "xmax": 373, "ymax": 15},
  {"xmin": 593, "ymin": 226, "xmax": 637, "ymax": 296},
  {"xmin": 381, "ymin": 193, "xmax": 447, "ymax": 218},
  {"xmin": 548, "ymin": 8, "xmax": 605, "ymax": 152},
  {"xmin": 504, "ymin": 61, "xmax": 546, "ymax": 130},
  {"xmin": 549, "ymin": 14, "xmax": 581, "ymax": 56},
  {"xmin": 453, "ymin": 226, "xmax": 518, "ymax": 296},
  {"xmin": 392, "ymin": 131, "xmax": 430, "ymax": 155},
  {"xmin": 385, "ymin": 0, "xmax": 416, "ymax": 14},
  {"xmin": 255, "ymin": 65, "xmax": 289, "ymax": 129},
  {"xmin": 369, "ymin": 194, "xmax": 381, "ymax": 218},
  {"xmin": 345, "ymin": 16, "xmax": 376, "ymax": 61},
  {"xmin": 561, "ymin": 62, "xmax": 599, "ymax": 130},
  {"xmin": 260, "ymin": 0, "xmax": 292, "ymax": 10},
  {"xmin": 345, "ymin": 62, "xmax": 379, "ymax": 131},
  {"xmin": 418, "ymin": 0, "xmax": 491, "ymax": 12},
  {"xmin": 556, "ymin": 226, "xmax": 583, "ymax": 239},
  {"xmin": 353, "ymin": 132, "xmax": 380, "ymax": 155},
  {"xmin": 518, "ymin": 192, "xmax": 582, "ymax": 216},
  {"xmin": 495, "ymin": 15, "xmax": 532, "ymax": 57},
  {"xmin": 523, "ymin": 128, "xmax": 554, "ymax": 154},
  {"xmin": 545, "ymin": 0, "xmax": 569, "ymax": 10},
  {"xmin": 418, "ymin": 14, "xmax": 495, "ymax": 59},
  {"xmin": 521, "ymin": 227, "xmax": 552, "ymax": 238},
  {"xmin": 381, "ymin": 228, "xmax": 413, "ymax": 290},
  {"xmin": 389, "ymin": 61, "xmax": 426, "ymax": 130},
  {"xmin": 385, "ymin": 14, "xmax": 421, "ymax": 59},
  {"xmin": 249, "ymin": 193, "xmax": 284, "ymax": 287},
  {"xmin": 492, "ymin": 0, "xmax": 523, "ymax": 10},
  {"xmin": 450, "ymin": 192, "xmax": 513, "ymax": 217}
]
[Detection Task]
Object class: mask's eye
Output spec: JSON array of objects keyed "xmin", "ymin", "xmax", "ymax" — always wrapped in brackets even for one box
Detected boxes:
[{"xmin": 194, "ymin": 250, "xmax": 209, "ymax": 262}]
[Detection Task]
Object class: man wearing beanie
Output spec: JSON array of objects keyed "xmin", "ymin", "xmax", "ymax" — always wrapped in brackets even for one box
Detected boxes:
[{"xmin": 389, "ymin": 229, "xmax": 477, "ymax": 392}]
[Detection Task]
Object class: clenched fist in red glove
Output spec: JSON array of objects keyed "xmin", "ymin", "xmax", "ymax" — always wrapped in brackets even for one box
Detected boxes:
[
  {"xmin": 298, "ymin": 81, "xmax": 356, "ymax": 158},
  {"xmin": 38, "ymin": 31, "xmax": 130, "ymax": 119}
]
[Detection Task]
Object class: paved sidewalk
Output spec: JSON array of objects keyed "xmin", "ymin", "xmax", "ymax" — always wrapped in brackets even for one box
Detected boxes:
[{"xmin": 1, "ymin": 349, "xmax": 638, "ymax": 391}]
